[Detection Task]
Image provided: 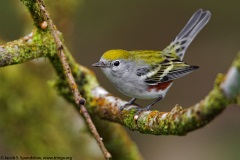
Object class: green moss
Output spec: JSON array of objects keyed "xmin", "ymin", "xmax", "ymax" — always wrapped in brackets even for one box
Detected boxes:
[
  {"xmin": 0, "ymin": 29, "xmax": 57, "ymax": 67},
  {"xmin": 21, "ymin": 0, "xmax": 44, "ymax": 28},
  {"xmin": 122, "ymin": 109, "xmax": 138, "ymax": 130},
  {"xmin": 200, "ymin": 74, "xmax": 228, "ymax": 115}
]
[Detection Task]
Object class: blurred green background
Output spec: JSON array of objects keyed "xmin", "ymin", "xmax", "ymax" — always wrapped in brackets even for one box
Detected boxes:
[{"xmin": 0, "ymin": 0, "xmax": 240, "ymax": 159}]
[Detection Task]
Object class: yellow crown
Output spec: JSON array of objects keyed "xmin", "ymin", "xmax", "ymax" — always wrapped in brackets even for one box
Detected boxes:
[{"xmin": 102, "ymin": 49, "xmax": 130, "ymax": 60}]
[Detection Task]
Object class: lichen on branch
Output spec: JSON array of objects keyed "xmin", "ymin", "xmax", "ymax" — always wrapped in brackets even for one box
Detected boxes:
[{"xmin": 0, "ymin": 30, "xmax": 55, "ymax": 67}]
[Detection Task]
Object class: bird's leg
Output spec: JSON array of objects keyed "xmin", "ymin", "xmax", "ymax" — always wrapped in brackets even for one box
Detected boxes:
[
  {"xmin": 135, "ymin": 96, "xmax": 163, "ymax": 113},
  {"xmin": 120, "ymin": 98, "xmax": 139, "ymax": 110},
  {"xmin": 128, "ymin": 98, "xmax": 138, "ymax": 105}
]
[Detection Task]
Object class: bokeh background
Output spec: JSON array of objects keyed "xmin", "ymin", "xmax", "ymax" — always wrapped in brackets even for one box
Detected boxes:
[{"xmin": 0, "ymin": 0, "xmax": 240, "ymax": 159}]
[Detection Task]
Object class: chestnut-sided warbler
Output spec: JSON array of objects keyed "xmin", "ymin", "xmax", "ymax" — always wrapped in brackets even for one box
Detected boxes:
[{"xmin": 92, "ymin": 9, "xmax": 211, "ymax": 111}]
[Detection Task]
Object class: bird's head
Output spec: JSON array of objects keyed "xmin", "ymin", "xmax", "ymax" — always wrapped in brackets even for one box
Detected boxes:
[
  {"xmin": 92, "ymin": 49, "xmax": 134, "ymax": 79},
  {"xmin": 92, "ymin": 49, "xmax": 130, "ymax": 67}
]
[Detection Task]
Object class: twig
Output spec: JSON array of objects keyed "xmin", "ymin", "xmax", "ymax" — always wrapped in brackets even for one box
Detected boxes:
[{"xmin": 35, "ymin": 0, "xmax": 111, "ymax": 159}]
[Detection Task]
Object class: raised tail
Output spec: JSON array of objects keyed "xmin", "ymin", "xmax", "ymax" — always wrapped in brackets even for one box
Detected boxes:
[{"xmin": 163, "ymin": 9, "xmax": 211, "ymax": 60}]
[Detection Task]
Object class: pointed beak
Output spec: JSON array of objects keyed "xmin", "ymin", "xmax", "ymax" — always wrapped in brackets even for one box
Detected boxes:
[{"xmin": 92, "ymin": 61, "xmax": 108, "ymax": 68}]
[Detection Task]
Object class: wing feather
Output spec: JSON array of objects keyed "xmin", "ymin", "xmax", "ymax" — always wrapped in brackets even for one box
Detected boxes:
[{"xmin": 137, "ymin": 59, "xmax": 199, "ymax": 85}]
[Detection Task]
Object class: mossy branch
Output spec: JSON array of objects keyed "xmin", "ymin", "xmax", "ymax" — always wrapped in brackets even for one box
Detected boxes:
[{"xmin": 0, "ymin": 31, "xmax": 55, "ymax": 67}]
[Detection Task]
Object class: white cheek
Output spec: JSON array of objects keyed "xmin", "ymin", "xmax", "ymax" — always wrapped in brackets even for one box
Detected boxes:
[
  {"xmin": 112, "ymin": 67, "xmax": 118, "ymax": 72},
  {"xmin": 112, "ymin": 65, "xmax": 124, "ymax": 72}
]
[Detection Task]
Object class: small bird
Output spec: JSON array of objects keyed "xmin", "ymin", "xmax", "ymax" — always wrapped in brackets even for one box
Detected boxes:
[{"xmin": 92, "ymin": 9, "xmax": 211, "ymax": 112}]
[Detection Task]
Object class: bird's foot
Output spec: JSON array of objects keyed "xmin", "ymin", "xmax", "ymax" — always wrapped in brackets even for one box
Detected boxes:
[
  {"xmin": 120, "ymin": 98, "xmax": 139, "ymax": 111},
  {"xmin": 134, "ymin": 96, "xmax": 163, "ymax": 117}
]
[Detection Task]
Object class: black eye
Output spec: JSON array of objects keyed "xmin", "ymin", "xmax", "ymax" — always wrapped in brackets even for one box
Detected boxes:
[{"xmin": 113, "ymin": 60, "xmax": 120, "ymax": 66}]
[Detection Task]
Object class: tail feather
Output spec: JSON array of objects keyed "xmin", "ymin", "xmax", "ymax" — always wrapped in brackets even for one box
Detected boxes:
[
  {"xmin": 163, "ymin": 9, "xmax": 211, "ymax": 60},
  {"xmin": 175, "ymin": 9, "xmax": 203, "ymax": 40}
]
